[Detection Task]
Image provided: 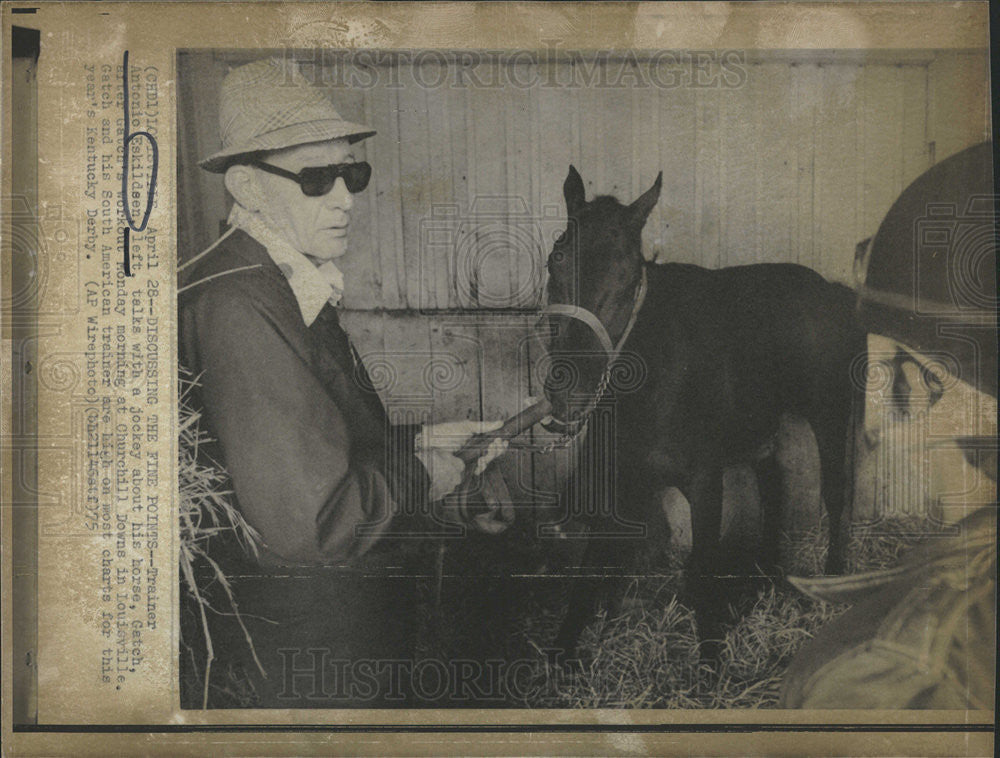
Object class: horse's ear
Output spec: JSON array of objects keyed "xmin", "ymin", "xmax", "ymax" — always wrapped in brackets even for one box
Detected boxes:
[
  {"xmin": 628, "ymin": 171, "xmax": 662, "ymax": 227},
  {"xmin": 564, "ymin": 165, "xmax": 586, "ymax": 214}
]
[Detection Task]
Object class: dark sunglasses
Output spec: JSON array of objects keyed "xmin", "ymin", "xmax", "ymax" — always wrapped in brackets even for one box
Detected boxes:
[{"xmin": 249, "ymin": 159, "xmax": 372, "ymax": 196}]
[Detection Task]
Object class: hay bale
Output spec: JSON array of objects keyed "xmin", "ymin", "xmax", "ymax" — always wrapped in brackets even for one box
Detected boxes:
[{"xmin": 178, "ymin": 366, "xmax": 263, "ymax": 708}]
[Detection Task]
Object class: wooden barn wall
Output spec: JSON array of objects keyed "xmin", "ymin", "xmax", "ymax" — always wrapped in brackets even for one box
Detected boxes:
[{"xmin": 178, "ymin": 49, "xmax": 992, "ymax": 522}]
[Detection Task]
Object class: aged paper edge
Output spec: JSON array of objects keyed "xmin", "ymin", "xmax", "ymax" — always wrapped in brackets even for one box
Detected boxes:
[{"xmin": 1, "ymin": 1, "xmax": 995, "ymax": 755}]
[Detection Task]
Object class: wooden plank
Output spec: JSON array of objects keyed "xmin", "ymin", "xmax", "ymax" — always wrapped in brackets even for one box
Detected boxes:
[
  {"xmin": 860, "ymin": 65, "xmax": 904, "ymax": 240},
  {"xmin": 422, "ymin": 60, "xmax": 456, "ymax": 312},
  {"xmin": 396, "ymin": 64, "xmax": 435, "ymax": 311},
  {"xmin": 749, "ymin": 62, "xmax": 767, "ymax": 266},
  {"xmin": 754, "ymin": 63, "xmax": 795, "ymax": 264},
  {"xmin": 535, "ymin": 73, "xmax": 575, "ymax": 222},
  {"xmin": 326, "ymin": 64, "xmax": 366, "ymax": 124},
  {"xmin": 445, "ymin": 82, "xmax": 471, "ymax": 310},
  {"xmin": 502, "ymin": 81, "xmax": 524, "ymax": 310},
  {"xmin": 742, "ymin": 65, "xmax": 764, "ymax": 267},
  {"xmin": 386, "ymin": 83, "xmax": 409, "ymax": 310},
  {"xmin": 926, "ymin": 51, "xmax": 990, "ymax": 164},
  {"xmin": 431, "ymin": 316, "xmax": 482, "ymax": 422},
  {"xmin": 791, "ymin": 63, "xmax": 818, "ymax": 269},
  {"xmin": 504, "ymin": 65, "xmax": 536, "ymax": 309},
  {"xmin": 466, "ymin": 82, "xmax": 511, "ymax": 308},
  {"xmin": 631, "ymin": 86, "xmax": 644, "ymax": 204},
  {"xmin": 888, "ymin": 66, "xmax": 908, "ymax": 199},
  {"xmin": 365, "ymin": 84, "xmax": 404, "ymax": 310},
  {"xmin": 577, "ymin": 83, "xmax": 604, "ymax": 196},
  {"xmin": 570, "ymin": 81, "xmax": 583, "ymax": 173},
  {"xmin": 457, "ymin": 72, "xmax": 478, "ymax": 311},
  {"xmin": 813, "ymin": 64, "xmax": 861, "ymax": 283},
  {"xmin": 634, "ymin": 85, "xmax": 666, "ymax": 262},
  {"xmin": 719, "ymin": 69, "xmax": 756, "ymax": 268},
  {"xmin": 470, "ymin": 317, "xmax": 511, "ymax": 425},
  {"xmin": 471, "ymin": 316, "xmax": 524, "ymax": 422},
  {"xmin": 380, "ymin": 311, "xmax": 435, "ymax": 419},
  {"xmin": 853, "ymin": 64, "xmax": 868, "ymax": 263},
  {"xmin": 901, "ymin": 64, "xmax": 931, "ymax": 190},
  {"xmin": 694, "ymin": 86, "xmax": 722, "ymax": 268},
  {"xmin": 656, "ymin": 79, "xmax": 696, "ymax": 265},
  {"xmin": 597, "ymin": 83, "xmax": 633, "ymax": 201}
]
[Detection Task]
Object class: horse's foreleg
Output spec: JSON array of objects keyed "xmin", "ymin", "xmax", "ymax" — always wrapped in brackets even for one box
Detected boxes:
[
  {"xmin": 681, "ymin": 465, "xmax": 725, "ymax": 655},
  {"xmin": 552, "ymin": 534, "xmax": 640, "ymax": 663}
]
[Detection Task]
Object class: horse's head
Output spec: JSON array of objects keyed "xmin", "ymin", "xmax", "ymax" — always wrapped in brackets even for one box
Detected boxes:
[{"xmin": 541, "ymin": 165, "xmax": 662, "ymax": 426}]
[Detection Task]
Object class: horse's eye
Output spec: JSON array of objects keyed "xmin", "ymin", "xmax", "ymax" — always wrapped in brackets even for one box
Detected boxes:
[{"xmin": 552, "ymin": 251, "xmax": 564, "ymax": 263}]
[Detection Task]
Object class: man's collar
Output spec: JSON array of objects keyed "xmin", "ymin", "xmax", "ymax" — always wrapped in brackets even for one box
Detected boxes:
[{"xmin": 228, "ymin": 203, "xmax": 345, "ymax": 326}]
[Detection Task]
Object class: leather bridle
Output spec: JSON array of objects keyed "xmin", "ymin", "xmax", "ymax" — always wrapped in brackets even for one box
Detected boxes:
[{"xmin": 538, "ymin": 265, "xmax": 648, "ymax": 434}]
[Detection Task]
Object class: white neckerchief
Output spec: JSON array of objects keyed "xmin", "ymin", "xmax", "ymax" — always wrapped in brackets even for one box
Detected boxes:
[{"xmin": 229, "ymin": 203, "xmax": 345, "ymax": 326}]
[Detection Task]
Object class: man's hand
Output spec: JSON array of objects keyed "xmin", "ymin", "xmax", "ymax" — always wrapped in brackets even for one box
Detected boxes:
[
  {"xmin": 414, "ymin": 420, "xmax": 506, "ymax": 502},
  {"xmin": 466, "ymin": 467, "xmax": 515, "ymax": 535}
]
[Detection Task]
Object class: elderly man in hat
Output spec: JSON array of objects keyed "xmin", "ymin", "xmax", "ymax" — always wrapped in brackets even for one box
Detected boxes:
[
  {"xmin": 180, "ymin": 58, "xmax": 509, "ymax": 707},
  {"xmin": 780, "ymin": 142, "xmax": 996, "ymax": 709}
]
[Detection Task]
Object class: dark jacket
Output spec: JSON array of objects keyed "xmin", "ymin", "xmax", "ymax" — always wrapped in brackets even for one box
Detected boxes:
[
  {"xmin": 179, "ymin": 228, "xmax": 431, "ymax": 707},
  {"xmin": 780, "ymin": 506, "xmax": 996, "ymax": 709},
  {"xmin": 180, "ymin": 228, "xmax": 432, "ymax": 567}
]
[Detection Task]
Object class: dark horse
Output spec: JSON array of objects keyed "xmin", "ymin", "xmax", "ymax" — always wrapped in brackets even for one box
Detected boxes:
[{"xmin": 542, "ymin": 166, "xmax": 866, "ymax": 658}]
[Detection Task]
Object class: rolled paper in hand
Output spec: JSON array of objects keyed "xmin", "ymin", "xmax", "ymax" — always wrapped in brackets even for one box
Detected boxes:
[{"xmin": 455, "ymin": 398, "xmax": 552, "ymax": 465}]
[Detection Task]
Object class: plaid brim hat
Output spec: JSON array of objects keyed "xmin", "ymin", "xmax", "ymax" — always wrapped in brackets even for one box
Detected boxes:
[{"xmin": 199, "ymin": 58, "xmax": 375, "ymax": 173}]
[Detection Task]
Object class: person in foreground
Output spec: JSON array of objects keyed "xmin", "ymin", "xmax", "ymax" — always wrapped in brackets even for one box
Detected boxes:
[
  {"xmin": 179, "ymin": 58, "xmax": 509, "ymax": 707},
  {"xmin": 780, "ymin": 142, "xmax": 996, "ymax": 709}
]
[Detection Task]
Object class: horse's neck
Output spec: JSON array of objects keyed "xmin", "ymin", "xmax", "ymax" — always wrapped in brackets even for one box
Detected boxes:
[{"xmin": 644, "ymin": 261, "xmax": 710, "ymax": 292}]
